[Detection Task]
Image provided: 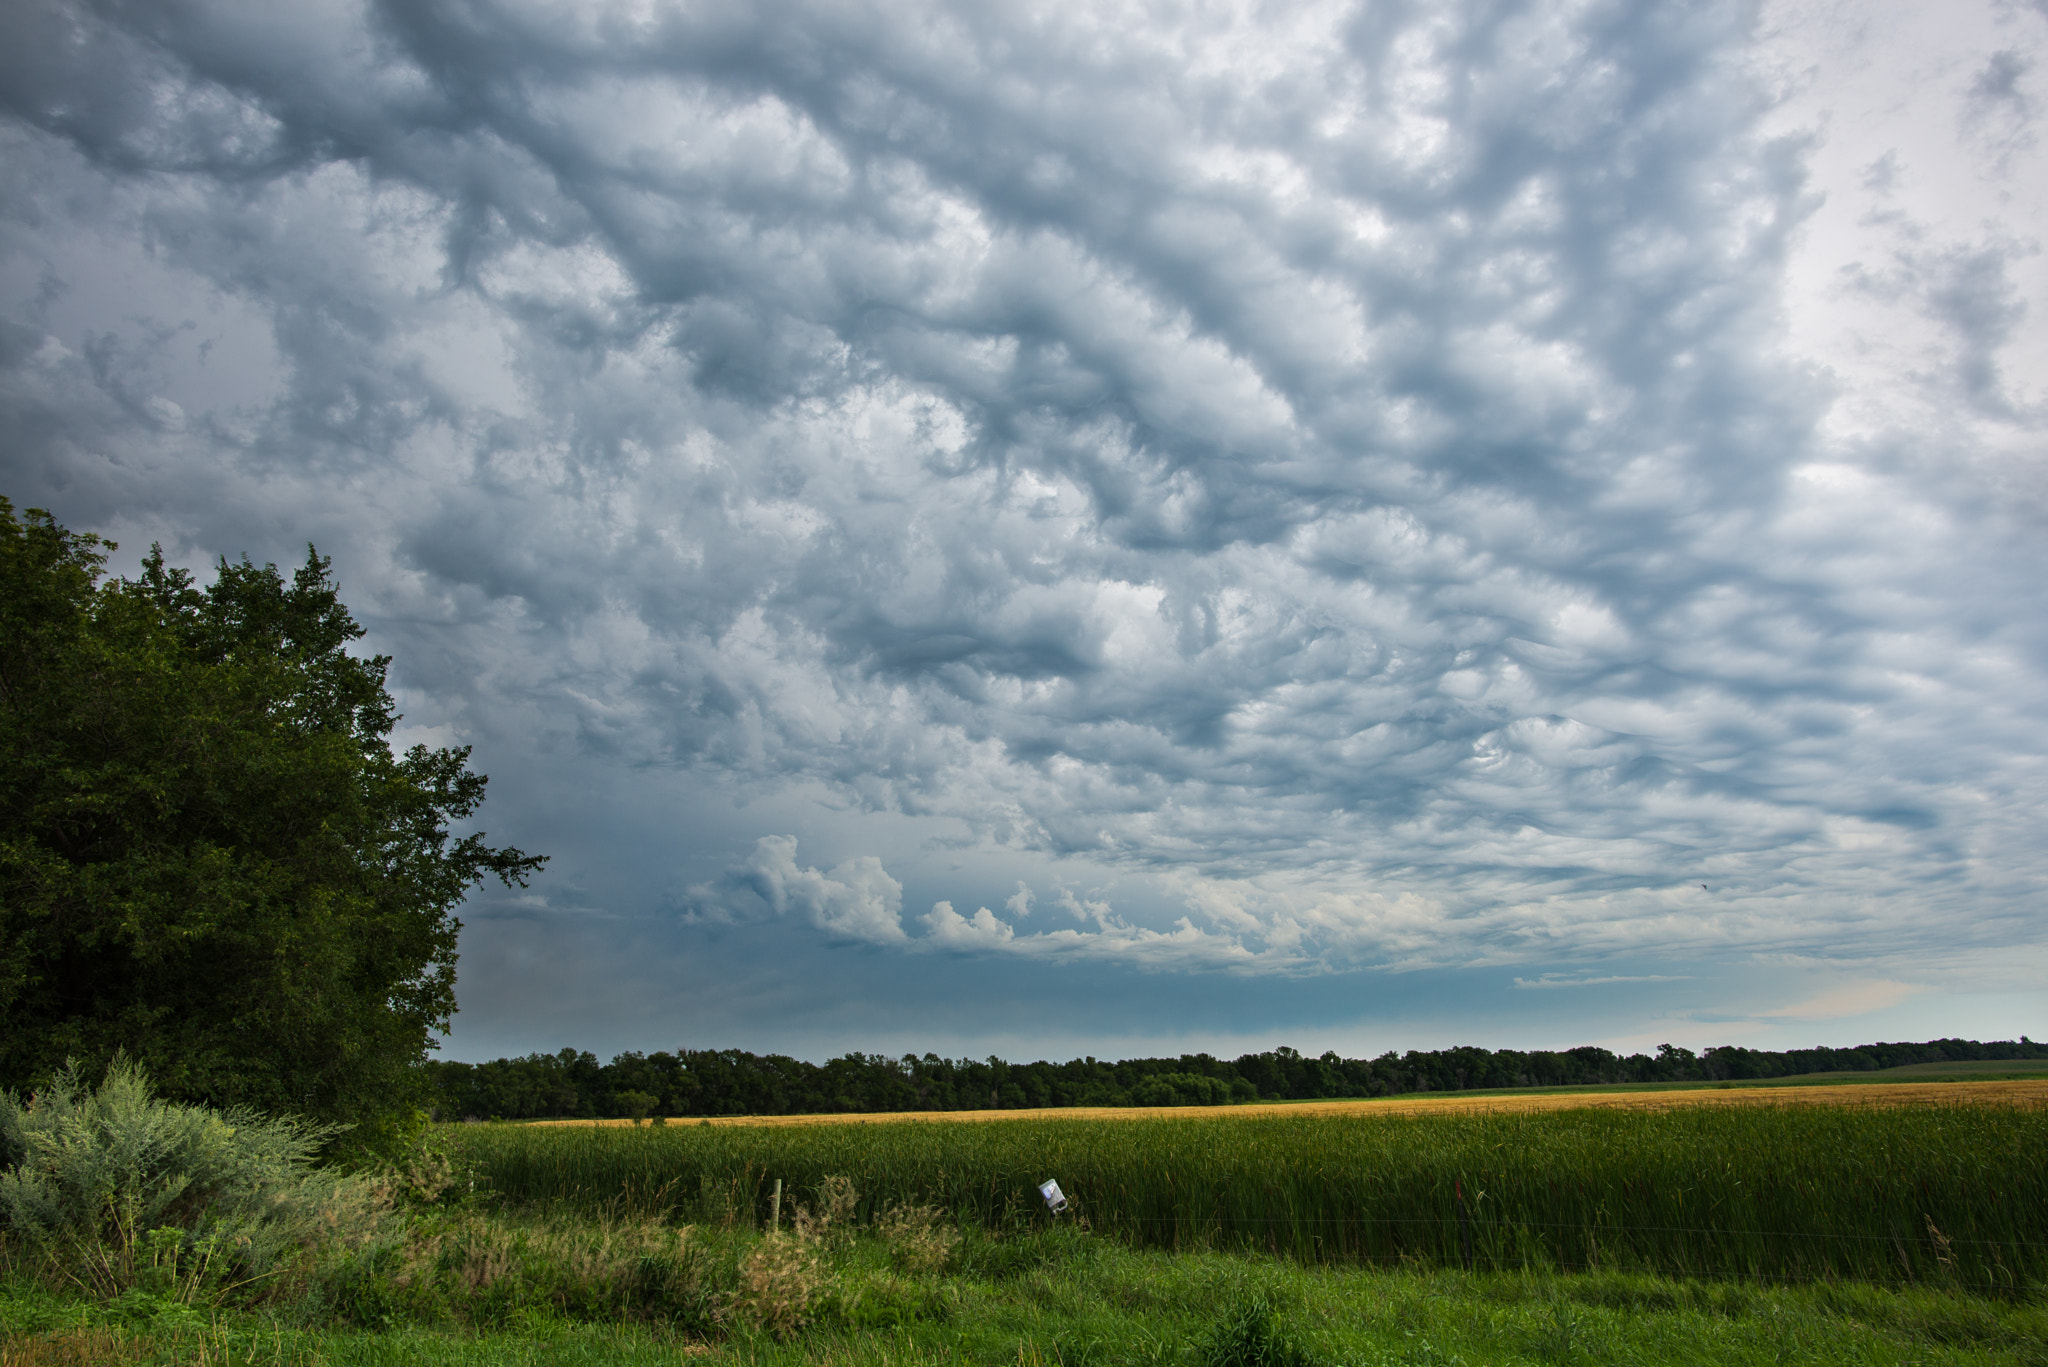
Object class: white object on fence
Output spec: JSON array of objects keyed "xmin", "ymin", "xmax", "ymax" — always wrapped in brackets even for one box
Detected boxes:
[{"xmin": 1038, "ymin": 1179, "xmax": 1068, "ymax": 1214}]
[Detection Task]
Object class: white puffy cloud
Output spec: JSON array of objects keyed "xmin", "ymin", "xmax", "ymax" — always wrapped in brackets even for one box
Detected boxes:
[
  {"xmin": 921, "ymin": 900, "xmax": 1014, "ymax": 951},
  {"xmin": 702, "ymin": 835, "xmax": 907, "ymax": 945}
]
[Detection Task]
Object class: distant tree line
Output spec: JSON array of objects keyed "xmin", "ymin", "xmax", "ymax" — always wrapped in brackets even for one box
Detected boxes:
[{"xmin": 424, "ymin": 1036, "xmax": 2045, "ymax": 1121}]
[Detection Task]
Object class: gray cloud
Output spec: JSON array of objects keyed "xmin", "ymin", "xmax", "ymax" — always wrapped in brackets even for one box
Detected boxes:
[{"xmin": 2, "ymin": 0, "xmax": 2045, "ymax": 1047}]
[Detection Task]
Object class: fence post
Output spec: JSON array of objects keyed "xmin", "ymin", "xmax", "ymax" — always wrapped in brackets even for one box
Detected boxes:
[{"xmin": 770, "ymin": 1178, "xmax": 782, "ymax": 1233}]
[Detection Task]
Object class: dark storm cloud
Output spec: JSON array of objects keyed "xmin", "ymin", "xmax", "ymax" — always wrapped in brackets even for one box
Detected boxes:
[{"xmin": 2, "ymin": 0, "xmax": 2045, "ymax": 994}]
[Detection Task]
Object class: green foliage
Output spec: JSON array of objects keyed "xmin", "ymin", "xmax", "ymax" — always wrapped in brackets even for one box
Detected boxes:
[
  {"xmin": 613, "ymin": 1093, "xmax": 657, "ymax": 1125},
  {"xmin": 0, "ymin": 499, "xmax": 544, "ymax": 1147},
  {"xmin": 1200, "ymin": 1296, "xmax": 1320, "ymax": 1367},
  {"xmin": 370, "ymin": 1132, "xmax": 463, "ymax": 1211},
  {"xmin": 0, "ymin": 1057, "xmax": 380, "ymax": 1301},
  {"xmin": 448, "ymin": 1101, "xmax": 2048, "ymax": 1290}
]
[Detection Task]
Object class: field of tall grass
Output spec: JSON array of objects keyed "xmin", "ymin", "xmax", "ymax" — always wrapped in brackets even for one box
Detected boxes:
[
  {"xmin": 6, "ymin": 1071, "xmax": 2044, "ymax": 1365},
  {"xmin": 448, "ymin": 1099, "xmax": 2048, "ymax": 1293}
]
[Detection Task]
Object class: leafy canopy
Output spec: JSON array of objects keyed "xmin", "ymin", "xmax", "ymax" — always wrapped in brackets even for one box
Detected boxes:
[{"xmin": 0, "ymin": 499, "xmax": 543, "ymax": 1148}]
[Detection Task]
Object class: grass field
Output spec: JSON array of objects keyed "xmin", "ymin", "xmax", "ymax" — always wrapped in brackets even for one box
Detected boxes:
[
  {"xmin": 7, "ymin": 1088, "xmax": 2044, "ymax": 1365},
  {"xmin": 458, "ymin": 1084, "xmax": 2048, "ymax": 1293}
]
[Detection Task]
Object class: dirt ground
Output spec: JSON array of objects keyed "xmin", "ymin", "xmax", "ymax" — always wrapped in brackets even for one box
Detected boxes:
[{"xmin": 528, "ymin": 1077, "xmax": 2048, "ymax": 1128}]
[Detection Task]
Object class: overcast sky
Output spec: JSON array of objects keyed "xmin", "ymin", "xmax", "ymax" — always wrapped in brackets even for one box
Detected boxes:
[{"xmin": 4, "ymin": 0, "xmax": 2044, "ymax": 1065}]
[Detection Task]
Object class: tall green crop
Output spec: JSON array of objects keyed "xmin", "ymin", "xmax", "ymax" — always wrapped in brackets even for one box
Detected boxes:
[{"xmin": 446, "ymin": 1102, "xmax": 2048, "ymax": 1291}]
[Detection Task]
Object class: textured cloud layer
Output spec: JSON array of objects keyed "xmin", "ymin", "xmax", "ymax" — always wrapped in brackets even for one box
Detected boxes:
[{"xmin": 2, "ymin": 0, "xmax": 2045, "ymax": 1005}]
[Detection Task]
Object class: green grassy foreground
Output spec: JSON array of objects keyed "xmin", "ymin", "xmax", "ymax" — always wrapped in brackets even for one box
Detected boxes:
[
  {"xmin": 453, "ymin": 1101, "xmax": 2048, "ymax": 1289},
  {"xmin": 5, "ymin": 1220, "xmax": 2048, "ymax": 1366}
]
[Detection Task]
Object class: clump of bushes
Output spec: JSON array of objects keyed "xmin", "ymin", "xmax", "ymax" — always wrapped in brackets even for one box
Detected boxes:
[
  {"xmin": 317, "ymin": 1209, "xmax": 712, "ymax": 1332},
  {"xmin": 0, "ymin": 1057, "xmax": 380, "ymax": 1303},
  {"xmin": 312, "ymin": 1171, "xmax": 969, "ymax": 1340}
]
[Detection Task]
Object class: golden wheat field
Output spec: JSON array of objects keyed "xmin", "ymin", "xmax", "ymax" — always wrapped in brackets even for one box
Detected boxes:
[{"xmin": 528, "ymin": 1076, "xmax": 2048, "ymax": 1128}]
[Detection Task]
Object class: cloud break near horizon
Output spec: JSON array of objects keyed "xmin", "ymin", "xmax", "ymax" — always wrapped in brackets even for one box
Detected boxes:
[{"xmin": 2, "ymin": 0, "xmax": 2044, "ymax": 1062}]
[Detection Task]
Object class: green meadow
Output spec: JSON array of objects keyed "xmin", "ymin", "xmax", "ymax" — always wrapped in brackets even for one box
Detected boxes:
[
  {"xmin": 5, "ymin": 1096, "xmax": 2045, "ymax": 1365},
  {"xmin": 453, "ymin": 1101, "xmax": 2048, "ymax": 1289}
]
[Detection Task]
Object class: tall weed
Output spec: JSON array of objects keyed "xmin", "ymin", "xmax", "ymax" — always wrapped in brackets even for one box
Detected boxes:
[
  {"xmin": 718, "ymin": 1233, "xmax": 826, "ymax": 1339},
  {"xmin": 875, "ymin": 1201, "xmax": 959, "ymax": 1275},
  {"xmin": 790, "ymin": 1175, "xmax": 860, "ymax": 1248}
]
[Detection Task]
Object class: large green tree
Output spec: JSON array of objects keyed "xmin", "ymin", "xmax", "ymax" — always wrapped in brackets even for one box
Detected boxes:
[{"xmin": 0, "ymin": 499, "xmax": 543, "ymax": 1147}]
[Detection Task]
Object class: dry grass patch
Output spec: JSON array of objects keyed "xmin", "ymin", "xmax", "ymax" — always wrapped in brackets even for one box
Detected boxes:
[{"xmin": 0, "ymin": 1327, "xmax": 145, "ymax": 1367}]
